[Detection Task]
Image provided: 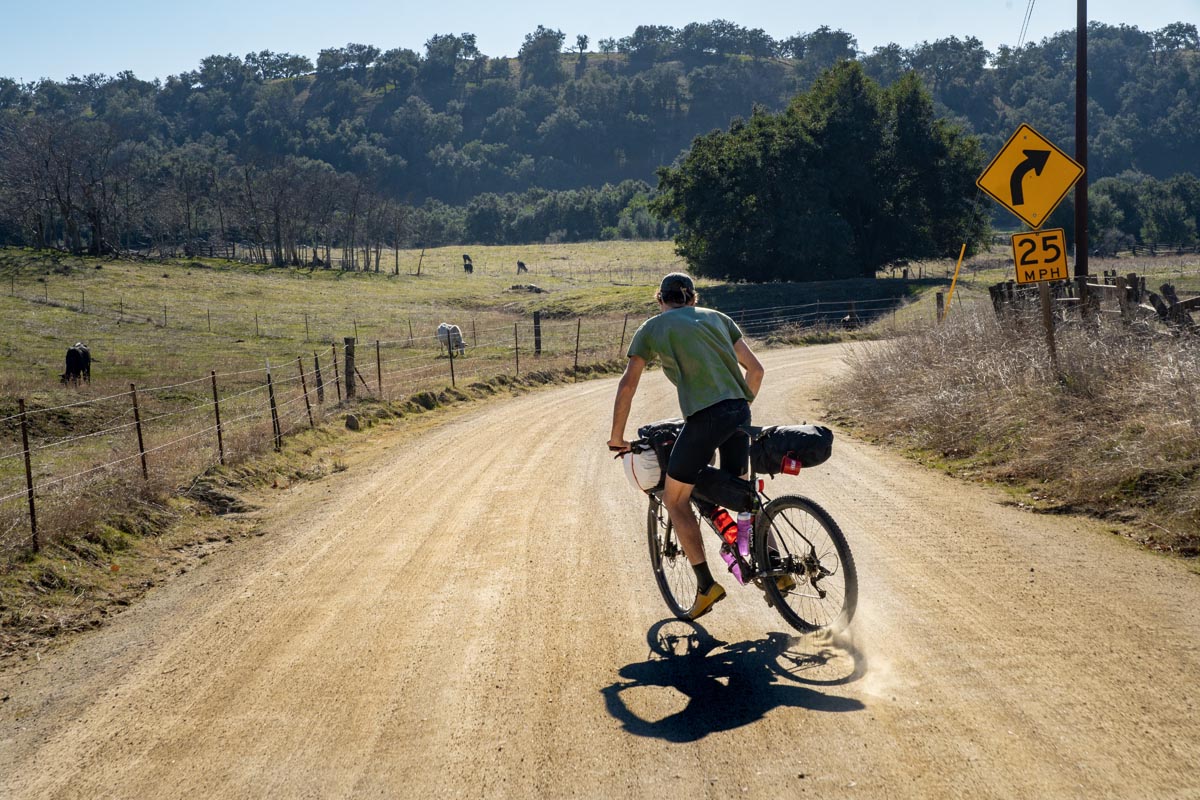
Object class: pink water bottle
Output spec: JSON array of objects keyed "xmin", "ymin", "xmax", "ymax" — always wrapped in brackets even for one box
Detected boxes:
[
  {"xmin": 736, "ymin": 511, "xmax": 752, "ymax": 558},
  {"xmin": 719, "ymin": 543, "xmax": 747, "ymax": 585}
]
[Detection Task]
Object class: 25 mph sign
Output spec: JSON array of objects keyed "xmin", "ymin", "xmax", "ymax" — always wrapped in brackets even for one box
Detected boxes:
[{"xmin": 1011, "ymin": 229, "xmax": 1070, "ymax": 284}]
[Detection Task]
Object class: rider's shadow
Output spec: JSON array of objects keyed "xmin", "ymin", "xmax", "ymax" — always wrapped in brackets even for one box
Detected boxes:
[{"xmin": 600, "ymin": 619, "xmax": 865, "ymax": 742}]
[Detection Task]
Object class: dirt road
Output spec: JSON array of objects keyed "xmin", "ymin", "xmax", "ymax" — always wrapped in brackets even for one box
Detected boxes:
[{"xmin": 2, "ymin": 344, "xmax": 1198, "ymax": 799}]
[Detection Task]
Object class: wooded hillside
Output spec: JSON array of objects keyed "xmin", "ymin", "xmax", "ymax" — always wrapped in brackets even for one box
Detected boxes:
[{"xmin": 0, "ymin": 20, "xmax": 1196, "ymax": 256}]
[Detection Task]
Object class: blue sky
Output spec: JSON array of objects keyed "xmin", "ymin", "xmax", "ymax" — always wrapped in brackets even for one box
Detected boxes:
[{"xmin": 1, "ymin": 0, "xmax": 1196, "ymax": 83}]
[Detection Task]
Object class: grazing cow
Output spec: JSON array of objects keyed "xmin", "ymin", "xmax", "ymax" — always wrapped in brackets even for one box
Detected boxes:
[
  {"xmin": 436, "ymin": 323, "xmax": 466, "ymax": 357},
  {"xmin": 61, "ymin": 342, "xmax": 91, "ymax": 385},
  {"xmin": 462, "ymin": 254, "xmax": 474, "ymax": 274},
  {"xmin": 516, "ymin": 260, "xmax": 528, "ymax": 274}
]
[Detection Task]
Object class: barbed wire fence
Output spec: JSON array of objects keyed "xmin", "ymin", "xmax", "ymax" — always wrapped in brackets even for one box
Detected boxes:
[{"xmin": 0, "ymin": 296, "xmax": 913, "ymax": 560}]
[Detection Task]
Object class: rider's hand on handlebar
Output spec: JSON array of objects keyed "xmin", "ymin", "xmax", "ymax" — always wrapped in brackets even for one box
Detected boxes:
[{"xmin": 608, "ymin": 438, "xmax": 631, "ymax": 455}]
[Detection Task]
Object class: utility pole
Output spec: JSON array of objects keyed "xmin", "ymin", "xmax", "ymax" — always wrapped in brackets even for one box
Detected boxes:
[{"xmin": 1074, "ymin": 0, "xmax": 1088, "ymax": 277}]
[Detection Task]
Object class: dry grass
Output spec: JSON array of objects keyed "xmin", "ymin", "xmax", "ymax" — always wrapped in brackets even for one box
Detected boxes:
[{"xmin": 829, "ymin": 302, "xmax": 1200, "ymax": 555}]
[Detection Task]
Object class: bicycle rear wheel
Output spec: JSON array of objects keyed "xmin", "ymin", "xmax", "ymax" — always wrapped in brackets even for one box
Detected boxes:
[
  {"xmin": 754, "ymin": 495, "xmax": 857, "ymax": 633},
  {"xmin": 646, "ymin": 496, "xmax": 696, "ymax": 618}
]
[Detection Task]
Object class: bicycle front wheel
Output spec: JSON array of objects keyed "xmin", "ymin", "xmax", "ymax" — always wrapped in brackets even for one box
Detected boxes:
[
  {"xmin": 754, "ymin": 495, "xmax": 857, "ymax": 633},
  {"xmin": 646, "ymin": 496, "xmax": 696, "ymax": 618}
]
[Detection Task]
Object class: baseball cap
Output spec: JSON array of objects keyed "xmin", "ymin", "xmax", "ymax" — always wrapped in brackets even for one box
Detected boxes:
[{"xmin": 659, "ymin": 272, "xmax": 695, "ymax": 297}]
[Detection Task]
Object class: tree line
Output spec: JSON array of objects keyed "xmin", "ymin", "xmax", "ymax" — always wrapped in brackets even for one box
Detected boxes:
[
  {"xmin": 0, "ymin": 112, "xmax": 662, "ymax": 265},
  {"xmin": 653, "ymin": 63, "xmax": 990, "ymax": 282},
  {"xmin": 1046, "ymin": 172, "xmax": 1200, "ymax": 254},
  {"xmin": 0, "ymin": 19, "xmax": 1196, "ymax": 263}
]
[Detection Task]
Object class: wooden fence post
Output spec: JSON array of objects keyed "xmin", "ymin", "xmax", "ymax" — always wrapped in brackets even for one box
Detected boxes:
[
  {"xmin": 988, "ymin": 284, "xmax": 1004, "ymax": 317},
  {"xmin": 18, "ymin": 399, "xmax": 37, "ymax": 552},
  {"xmin": 344, "ymin": 338, "xmax": 356, "ymax": 400},
  {"xmin": 514, "ymin": 323, "xmax": 519, "ymax": 378},
  {"xmin": 407, "ymin": 319, "xmax": 413, "ymax": 347},
  {"xmin": 313, "ymin": 352, "xmax": 325, "ymax": 403},
  {"xmin": 1126, "ymin": 272, "xmax": 1141, "ymax": 304},
  {"xmin": 1115, "ymin": 275, "xmax": 1130, "ymax": 323},
  {"xmin": 446, "ymin": 332, "xmax": 456, "ymax": 388},
  {"xmin": 211, "ymin": 371, "xmax": 225, "ymax": 466},
  {"xmin": 298, "ymin": 357, "xmax": 314, "ymax": 428},
  {"xmin": 936, "ymin": 292, "xmax": 945, "ymax": 323},
  {"xmin": 255, "ymin": 312, "xmax": 260, "ymax": 337},
  {"xmin": 376, "ymin": 340, "xmax": 383, "ymax": 398},
  {"xmin": 1074, "ymin": 275, "xmax": 1091, "ymax": 322},
  {"xmin": 472, "ymin": 319, "xmax": 477, "ymax": 348},
  {"xmin": 130, "ymin": 384, "xmax": 148, "ymax": 480},
  {"xmin": 534, "ymin": 311, "xmax": 542, "ymax": 356},
  {"xmin": 266, "ymin": 364, "xmax": 282, "ymax": 451},
  {"xmin": 304, "ymin": 313, "xmax": 310, "ymax": 342},
  {"xmin": 332, "ymin": 342, "xmax": 342, "ymax": 402},
  {"xmin": 618, "ymin": 313, "xmax": 629, "ymax": 356},
  {"xmin": 573, "ymin": 317, "xmax": 582, "ymax": 382},
  {"xmin": 1039, "ymin": 281, "xmax": 1059, "ymax": 372}
]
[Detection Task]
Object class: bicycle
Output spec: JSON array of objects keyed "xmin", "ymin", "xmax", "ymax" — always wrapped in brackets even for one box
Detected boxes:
[{"xmin": 629, "ymin": 424, "xmax": 857, "ymax": 634}]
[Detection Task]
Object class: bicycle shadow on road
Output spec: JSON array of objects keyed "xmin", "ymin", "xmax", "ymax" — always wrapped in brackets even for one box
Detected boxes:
[{"xmin": 600, "ymin": 619, "xmax": 866, "ymax": 742}]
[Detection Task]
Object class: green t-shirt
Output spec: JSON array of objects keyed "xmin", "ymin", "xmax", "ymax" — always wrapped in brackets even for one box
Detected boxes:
[{"xmin": 627, "ymin": 306, "xmax": 753, "ymax": 417}]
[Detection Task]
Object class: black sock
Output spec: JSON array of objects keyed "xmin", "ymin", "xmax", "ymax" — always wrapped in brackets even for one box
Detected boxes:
[{"xmin": 693, "ymin": 561, "xmax": 715, "ymax": 593}]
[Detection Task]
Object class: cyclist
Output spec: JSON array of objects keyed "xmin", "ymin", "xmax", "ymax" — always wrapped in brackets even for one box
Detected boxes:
[{"xmin": 608, "ymin": 272, "xmax": 764, "ymax": 620}]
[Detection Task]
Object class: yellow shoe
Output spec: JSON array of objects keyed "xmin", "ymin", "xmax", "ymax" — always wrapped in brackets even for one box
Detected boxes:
[
  {"xmin": 762, "ymin": 574, "xmax": 797, "ymax": 608},
  {"xmin": 687, "ymin": 583, "xmax": 727, "ymax": 620}
]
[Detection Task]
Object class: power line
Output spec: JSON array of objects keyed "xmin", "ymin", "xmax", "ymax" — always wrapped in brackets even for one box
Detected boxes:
[{"xmin": 1018, "ymin": 0, "xmax": 1039, "ymax": 49}]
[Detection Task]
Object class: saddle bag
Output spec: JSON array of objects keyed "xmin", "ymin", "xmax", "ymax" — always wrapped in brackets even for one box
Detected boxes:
[{"xmin": 750, "ymin": 425, "xmax": 834, "ymax": 476}]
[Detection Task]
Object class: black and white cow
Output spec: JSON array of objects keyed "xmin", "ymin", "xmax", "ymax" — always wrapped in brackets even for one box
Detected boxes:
[
  {"xmin": 436, "ymin": 323, "xmax": 466, "ymax": 356},
  {"xmin": 61, "ymin": 342, "xmax": 91, "ymax": 385}
]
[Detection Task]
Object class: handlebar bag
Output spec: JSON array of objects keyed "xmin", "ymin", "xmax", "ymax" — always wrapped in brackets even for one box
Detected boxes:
[
  {"xmin": 636, "ymin": 418, "xmax": 684, "ymax": 488},
  {"xmin": 750, "ymin": 425, "xmax": 834, "ymax": 476}
]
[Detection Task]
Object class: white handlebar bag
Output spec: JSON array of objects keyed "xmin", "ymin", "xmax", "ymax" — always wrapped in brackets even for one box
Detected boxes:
[{"xmin": 622, "ymin": 448, "xmax": 663, "ymax": 494}]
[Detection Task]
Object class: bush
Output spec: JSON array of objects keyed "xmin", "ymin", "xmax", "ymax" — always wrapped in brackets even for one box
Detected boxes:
[{"xmin": 828, "ymin": 304, "xmax": 1200, "ymax": 554}]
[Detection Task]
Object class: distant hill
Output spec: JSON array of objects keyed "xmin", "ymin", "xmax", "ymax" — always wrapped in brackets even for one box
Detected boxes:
[{"xmin": 0, "ymin": 20, "xmax": 1196, "ymax": 255}]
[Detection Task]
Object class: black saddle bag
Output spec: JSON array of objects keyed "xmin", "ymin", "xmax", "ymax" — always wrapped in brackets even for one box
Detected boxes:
[{"xmin": 750, "ymin": 425, "xmax": 834, "ymax": 476}]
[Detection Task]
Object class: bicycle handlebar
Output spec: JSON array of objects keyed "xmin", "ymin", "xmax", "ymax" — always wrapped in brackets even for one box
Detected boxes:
[{"xmin": 610, "ymin": 439, "xmax": 654, "ymax": 457}]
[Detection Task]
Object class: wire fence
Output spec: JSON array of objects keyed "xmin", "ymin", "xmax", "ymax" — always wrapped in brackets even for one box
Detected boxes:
[
  {"xmin": 0, "ymin": 295, "xmax": 914, "ymax": 559},
  {"xmin": 2, "ymin": 255, "xmax": 676, "ymax": 344}
]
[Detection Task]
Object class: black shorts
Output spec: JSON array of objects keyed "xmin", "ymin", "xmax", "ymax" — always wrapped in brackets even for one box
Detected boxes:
[{"xmin": 666, "ymin": 398, "xmax": 752, "ymax": 485}]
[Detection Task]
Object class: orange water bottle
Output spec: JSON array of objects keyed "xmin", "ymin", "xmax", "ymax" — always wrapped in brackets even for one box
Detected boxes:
[{"xmin": 709, "ymin": 507, "xmax": 738, "ymax": 545}]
